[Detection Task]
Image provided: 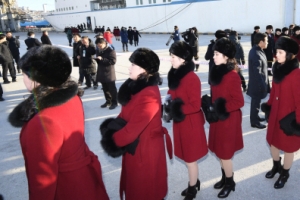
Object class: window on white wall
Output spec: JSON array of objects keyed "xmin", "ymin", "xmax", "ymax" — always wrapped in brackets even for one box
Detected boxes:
[
  {"xmin": 149, "ymin": 0, "xmax": 151, "ymax": 4},
  {"xmin": 136, "ymin": 0, "xmax": 139, "ymax": 5},
  {"xmin": 153, "ymin": 0, "xmax": 156, "ymax": 3},
  {"xmin": 140, "ymin": 0, "xmax": 143, "ymax": 5}
]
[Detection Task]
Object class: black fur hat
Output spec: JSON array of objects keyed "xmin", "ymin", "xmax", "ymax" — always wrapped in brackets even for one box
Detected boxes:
[
  {"xmin": 293, "ymin": 26, "xmax": 300, "ymax": 32},
  {"xmin": 275, "ymin": 36, "xmax": 299, "ymax": 55},
  {"xmin": 282, "ymin": 27, "xmax": 289, "ymax": 33},
  {"xmin": 266, "ymin": 25, "xmax": 273, "ymax": 30},
  {"xmin": 20, "ymin": 46, "xmax": 72, "ymax": 87},
  {"xmin": 213, "ymin": 37, "xmax": 236, "ymax": 59},
  {"xmin": 169, "ymin": 41, "xmax": 193, "ymax": 61},
  {"xmin": 254, "ymin": 26, "xmax": 260, "ymax": 30},
  {"xmin": 275, "ymin": 28, "xmax": 281, "ymax": 33},
  {"xmin": 129, "ymin": 48, "xmax": 160, "ymax": 74},
  {"xmin": 215, "ymin": 30, "xmax": 226, "ymax": 39}
]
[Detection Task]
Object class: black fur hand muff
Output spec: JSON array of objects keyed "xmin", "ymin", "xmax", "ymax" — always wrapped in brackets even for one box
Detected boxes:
[
  {"xmin": 279, "ymin": 112, "xmax": 300, "ymax": 136},
  {"xmin": 201, "ymin": 94, "xmax": 218, "ymax": 123},
  {"xmin": 214, "ymin": 97, "xmax": 230, "ymax": 120},
  {"xmin": 170, "ymin": 98, "xmax": 185, "ymax": 122},
  {"xmin": 261, "ymin": 102, "xmax": 271, "ymax": 122}
]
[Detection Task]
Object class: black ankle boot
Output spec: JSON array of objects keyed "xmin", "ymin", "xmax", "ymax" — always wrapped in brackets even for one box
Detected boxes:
[
  {"xmin": 181, "ymin": 179, "xmax": 200, "ymax": 197},
  {"xmin": 214, "ymin": 168, "xmax": 225, "ymax": 189},
  {"xmin": 217, "ymin": 175, "xmax": 235, "ymax": 198},
  {"xmin": 183, "ymin": 182, "xmax": 199, "ymax": 200},
  {"xmin": 265, "ymin": 157, "xmax": 282, "ymax": 179},
  {"xmin": 274, "ymin": 168, "xmax": 290, "ymax": 189},
  {"xmin": 195, "ymin": 64, "xmax": 199, "ymax": 71}
]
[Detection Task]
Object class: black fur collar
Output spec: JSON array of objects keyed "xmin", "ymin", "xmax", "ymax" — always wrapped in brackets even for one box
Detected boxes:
[
  {"xmin": 117, "ymin": 73, "xmax": 160, "ymax": 106},
  {"xmin": 273, "ymin": 58, "xmax": 299, "ymax": 83},
  {"xmin": 210, "ymin": 63, "xmax": 234, "ymax": 86},
  {"xmin": 168, "ymin": 61, "xmax": 195, "ymax": 90},
  {"xmin": 8, "ymin": 80, "xmax": 81, "ymax": 127}
]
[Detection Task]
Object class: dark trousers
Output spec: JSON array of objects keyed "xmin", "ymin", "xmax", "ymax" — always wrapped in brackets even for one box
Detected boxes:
[
  {"xmin": 14, "ymin": 55, "xmax": 20, "ymax": 70},
  {"xmin": 101, "ymin": 81, "xmax": 117, "ymax": 105},
  {"xmin": 83, "ymin": 70, "xmax": 97, "ymax": 87},
  {"xmin": 129, "ymin": 39, "xmax": 133, "ymax": 45},
  {"xmin": 122, "ymin": 43, "xmax": 128, "ymax": 51},
  {"xmin": 134, "ymin": 40, "xmax": 139, "ymax": 46},
  {"xmin": 250, "ymin": 97, "xmax": 261, "ymax": 125},
  {"xmin": 2, "ymin": 62, "xmax": 16, "ymax": 81},
  {"xmin": 237, "ymin": 70, "xmax": 246, "ymax": 89},
  {"xmin": 78, "ymin": 67, "xmax": 85, "ymax": 83},
  {"xmin": 267, "ymin": 61, "xmax": 273, "ymax": 76},
  {"xmin": 0, "ymin": 83, "xmax": 3, "ymax": 97}
]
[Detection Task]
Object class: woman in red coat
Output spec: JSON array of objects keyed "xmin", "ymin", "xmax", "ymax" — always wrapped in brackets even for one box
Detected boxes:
[
  {"xmin": 208, "ymin": 38, "xmax": 244, "ymax": 198},
  {"xmin": 100, "ymin": 48, "xmax": 172, "ymax": 200},
  {"xmin": 165, "ymin": 41, "xmax": 208, "ymax": 200},
  {"xmin": 291, "ymin": 26, "xmax": 300, "ymax": 61},
  {"xmin": 261, "ymin": 36, "xmax": 300, "ymax": 189},
  {"xmin": 8, "ymin": 46, "xmax": 109, "ymax": 200}
]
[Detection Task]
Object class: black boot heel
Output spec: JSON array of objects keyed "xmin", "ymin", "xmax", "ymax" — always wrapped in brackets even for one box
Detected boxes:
[
  {"xmin": 274, "ymin": 168, "xmax": 290, "ymax": 189},
  {"xmin": 181, "ymin": 179, "xmax": 200, "ymax": 197},
  {"xmin": 265, "ymin": 157, "xmax": 282, "ymax": 179},
  {"xmin": 217, "ymin": 175, "xmax": 236, "ymax": 198},
  {"xmin": 214, "ymin": 168, "xmax": 225, "ymax": 189}
]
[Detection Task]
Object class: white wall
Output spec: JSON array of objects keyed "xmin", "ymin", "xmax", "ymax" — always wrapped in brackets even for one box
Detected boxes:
[
  {"xmin": 295, "ymin": 0, "xmax": 300, "ymax": 25},
  {"xmin": 46, "ymin": 0, "xmax": 289, "ymax": 33}
]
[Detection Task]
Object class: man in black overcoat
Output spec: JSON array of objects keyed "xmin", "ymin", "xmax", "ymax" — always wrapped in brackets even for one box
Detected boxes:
[
  {"xmin": 25, "ymin": 31, "xmax": 42, "ymax": 50},
  {"xmin": 72, "ymin": 33, "xmax": 84, "ymax": 85},
  {"xmin": 41, "ymin": 31, "xmax": 52, "ymax": 45},
  {"xmin": 251, "ymin": 26, "xmax": 260, "ymax": 47},
  {"xmin": 247, "ymin": 33, "xmax": 268, "ymax": 129},
  {"xmin": 6, "ymin": 31, "xmax": 20, "ymax": 73},
  {"xmin": 127, "ymin": 26, "xmax": 134, "ymax": 45},
  {"xmin": 264, "ymin": 25, "xmax": 275, "ymax": 76}
]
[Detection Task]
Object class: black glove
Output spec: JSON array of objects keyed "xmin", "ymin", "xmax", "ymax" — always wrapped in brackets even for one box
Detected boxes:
[
  {"xmin": 261, "ymin": 102, "xmax": 271, "ymax": 122},
  {"xmin": 126, "ymin": 138, "xmax": 140, "ymax": 155},
  {"xmin": 163, "ymin": 99, "xmax": 173, "ymax": 123},
  {"xmin": 201, "ymin": 94, "xmax": 219, "ymax": 123}
]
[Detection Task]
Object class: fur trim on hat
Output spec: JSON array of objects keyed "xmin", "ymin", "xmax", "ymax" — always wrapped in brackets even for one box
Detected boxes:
[
  {"xmin": 275, "ymin": 36, "xmax": 299, "ymax": 55},
  {"xmin": 294, "ymin": 26, "xmax": 300, "ymax": 32},
  {"xmin": 8, "ymin": 80, "xmax": 80, "ymax": 127},
  {"xmin": 215, "ymin": 30, "xmax": 226, "ymax": 40},
  {"xmin": 170, "ymin": 98, "xmax": 185, "ymax": 122},
  {"xmin": 272, "ymin": 58, "xmax": 299, "ymax": 83},
  {"xmin": 20, "ymin": 46, "xmax": 72, "ymax": 87},
  {"xmin": 275, "ymin": 28, "xmax": 281, "ymax": 32},
  {"xmin": 261, "ymin": 102, "xmax": 271, "ymax": 122},
  {"xmin": 279, "ymin": 112, "xmax": 300, "ymax": 136},
  {"xmin": 213, "ymin": 37, "xmax": 236, "ymax": 59},
  {"xmin": 117, "ymin": 72, "xmax": 161, "ymax": 106},
  {"xmin": 254, "ymin": 26, "xmax": 260, "ymax": 30},
  {"xmin": 214, "ymin": 98, "xmax": 229, "ymax": 120},
  {"xmin": 129, "ymin": 48, "xmax": 160, "ymax": 74},
  {"xmin": 266, "ymin": 25, "xmax": 273, "ymax": 30},
  {"xmin": 168, "ymin": 60, "xmax": 195, "ymax": 90},
  {"xmin": 209, "ymin": 63, "xmax": 235, "ymax": 86},
  {"xmin": 282, "ymin": 27, "xmax": 288, "ymax": 33},
  {"xmin": 100, "ymin": 118, "xmax": 126, "ymax": 158},
  {"xmin": 169, "ymin": 41, "xmax": 193, "ymax": 61}
]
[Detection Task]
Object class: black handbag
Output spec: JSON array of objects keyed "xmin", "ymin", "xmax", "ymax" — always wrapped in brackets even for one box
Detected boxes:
[{"xmin": 201, "ymin": 94, "xmax": 218, "ymax": 123}]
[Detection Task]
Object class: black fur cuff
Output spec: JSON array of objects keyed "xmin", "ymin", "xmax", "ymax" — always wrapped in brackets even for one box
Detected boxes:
[
  {"xmin": 100, "ymin": 118, "xmax": 126, "ymax": 158},
  {"xmin": 170, "ymin": 98, "xmax": 185, "ymax": 122},
  {"xmin": 279, "ymin": 112, "xmax": 300, "ymax": 136},
  {"xmin": 214, "ymin": 98, "xmax": 229, "ymax": 120},
  {"xmin": 261, "ymin": 102, "xmax": 271, "ymax": 122}
]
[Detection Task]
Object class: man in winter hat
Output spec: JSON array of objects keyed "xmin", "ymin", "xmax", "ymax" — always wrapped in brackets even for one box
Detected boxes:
[
  {"xmin": 251, "ymin": 26, "xmax": 260, "ymax": 47},
  {"xmin": 291, "ymin": 26, "xmax": 300, "ymax": 61},
  {"xmin": 264, "ymin": 25, "xmax": 275, "ymax": 76}
]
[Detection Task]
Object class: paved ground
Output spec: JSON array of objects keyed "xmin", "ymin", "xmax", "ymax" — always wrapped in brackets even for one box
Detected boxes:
[{"xmin": 0, "ymin": 32, "xmax": 300, "ymax": 200}]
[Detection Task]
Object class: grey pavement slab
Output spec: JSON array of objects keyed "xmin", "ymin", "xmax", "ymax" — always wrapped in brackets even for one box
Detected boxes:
[{"xmin": 0, "ymin": 32, "xmax": 300, "ymax": 200}]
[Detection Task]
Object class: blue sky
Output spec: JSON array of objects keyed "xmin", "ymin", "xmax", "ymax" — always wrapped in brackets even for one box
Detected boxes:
[{"xmin": 17, "ymin": 0, "xmax": 55, "ymax": 11}]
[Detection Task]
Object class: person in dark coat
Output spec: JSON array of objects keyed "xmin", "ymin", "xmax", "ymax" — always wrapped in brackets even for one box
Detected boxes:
[
  {"xmin": 66, "ymin": 28, "xmax": 73, "ymax": 47},
  {"xmin": 6, "ymin": 31, "xmax": 20, "ymax": 73},
  {"xmin": 76, "ymin": 36, "xmax": 97, "ymax": 89},
  {"xmin": 264, "ymin": 25, "xmax": 275, "ymax": 76},
  {"xmin": 0, "ymin": 34, "xmax": 16, "ymax": 84},
  {"xmin": 8, "ymin": 45, "xmax": 109, "ymax": 200},
  {"xmin": 120, "ymin": 27, "xmax": 128, "ymax": 52},
  {"xmin": 100, "ymin": 48, "xmax": 172, "ymax": 200},
  {"xmin": 40, "ymin": 31, "xmax": 52, "ymax": 45},
  {"xmin": 247, "ymin": 33, "xmax": 268, "ymax": 129},
  {"xmin": 127, "ymin": 26, "xmax": 134, "ymax": 45},
  {"xmin": 251, "ymin": 26, "xmax": 260, "ymax": 47},
  {"xmin": 132, "ymin": 27, "xmax": 141, "ymax": 46},
  {"xmin": 205, "ymin": 30, "xmax": 226, "ymax": 84},
  {"xmin": 281, "ymin": 27, "xmax": 289, "ymax": 37},
  {"xmin": 274, "ymin": 28, "xmax": 281, "ymax": 44},
  {"xmin": 72, "ymin": 33, "xmax": 84, "ymax": 85},
  {"xmin": 25, "ymin": 31, "xmax": 42, "ymax": 50},
  {"xmin": 229, "ymin": 31, "xmax": 246, "ymax": 91},
  {"xmin": 291, "ymin": 26, "xmax": 300, "ymax": 61},
  {"xmin": 288, "ymin": 24, "xmax": 295, "ymax": 37},
  {"xmin": 173, "ymin": 25, "xmax": 180, "ymax": 42},
  {"xmin": 261, "ymin": 37, "xmax": 300, "ymax": 189},
  {"xmin": 208, "ymin": 38, "xmax": 244, "ymax": 198},
  {"xmin": 95, "ymin": 38, "xmax": 118, "ymax": 109},
  {"xmin": 167, "ymin": 41, "xmax": 208, "ymax": 200},
  {"xmin": 182, "ymin": 27, "xmax": 200, "ymax": 71}
]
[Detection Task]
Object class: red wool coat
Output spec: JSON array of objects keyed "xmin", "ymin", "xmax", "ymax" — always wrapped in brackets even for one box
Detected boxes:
[
  {"xmin": 266, "ymin": 59, "xmax": 300, "ymax": 152},
  {"xmin": 104, "ymin": 31, "xmax": 114, "ymax": 44},
  {"xmin": 19, "ymin": 96, "xmax": 108, "ymax": 200},
  {"xmin": 167, "ymin": 63, "xmax": 208, "ymax": 163},
  {"xmin": 209, "ymin": 68, "xmax": 244, "ymax": 159},
  {"xmin": 113, "ymin": 82, "xmax": 172, "ymax": 200}
]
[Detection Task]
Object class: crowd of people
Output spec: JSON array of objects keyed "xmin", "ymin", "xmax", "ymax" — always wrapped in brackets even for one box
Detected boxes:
[{"xmin": 1, "ymin": 22, "xmax": 300, "ymax": 200}]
